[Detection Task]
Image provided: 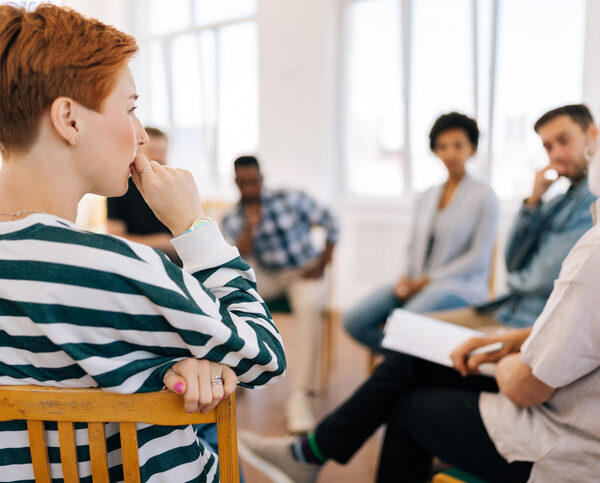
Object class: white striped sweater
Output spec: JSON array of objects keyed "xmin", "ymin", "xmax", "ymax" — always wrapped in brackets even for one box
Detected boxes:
[{"xmin": 0, "ymin": 214, "xmax": 286, "ymax": 482}]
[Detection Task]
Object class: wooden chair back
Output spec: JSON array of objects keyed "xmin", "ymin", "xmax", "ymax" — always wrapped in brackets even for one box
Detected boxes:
[
  {"xmin": 0, "ymin": 385, "xmax": 239, "ymax": 483},
  {"xmin": 488, "ymin": 242, "xmax": 498, "ymax": 298}
]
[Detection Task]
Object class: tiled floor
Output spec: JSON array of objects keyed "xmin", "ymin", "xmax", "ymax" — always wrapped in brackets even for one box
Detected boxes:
[{"xmin": 236, "ymin": 312, "xmax": 383, "ymax": 483}]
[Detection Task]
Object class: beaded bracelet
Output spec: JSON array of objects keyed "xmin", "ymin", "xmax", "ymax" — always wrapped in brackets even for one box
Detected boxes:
[{"xmin": 181, "ymin": 216, "xmax": 212, "ymax": 235}]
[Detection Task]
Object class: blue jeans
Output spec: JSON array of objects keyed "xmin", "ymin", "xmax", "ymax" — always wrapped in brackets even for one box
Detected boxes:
[
  {"xmin": 343, "ymin": 284, "xmax": 468, "ymax": 354},
  {"xmin": 195, "ymin": 423, "xmax": 245, "ymax": 482}
]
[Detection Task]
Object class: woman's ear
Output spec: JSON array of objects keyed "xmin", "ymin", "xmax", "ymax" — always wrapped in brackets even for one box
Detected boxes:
[{"xmin": 49, "ymin": 97, "xmax": 80, "ymax": 146}]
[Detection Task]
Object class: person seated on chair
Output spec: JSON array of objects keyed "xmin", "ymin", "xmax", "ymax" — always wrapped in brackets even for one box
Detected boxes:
[
  {"xmin": 0, "ymin": 4, "xmax": 285, "ymax": 482},
  {"xmin": 349, "ymin": 104, "xmax": 597, "ymax": 355},
  {"xmin": 108, "ymin": 128, "xmax": 243, "ymax": 479},
  {"xmin": 221, "ymin": 155, "xmax": 339, "ymax": 434},
  {"xmin": 238, "ymin": 137, "xmax": 600, "ymax": 482},
  {"xmin": 343, "ymin": 112, "xmax": 499, "ymax": 353},
  {"xmin": 427, "ymin": 104, "xmax": 597, "ymax": 332},
  {"xmin": 106, "ymin": 126, "xmax": 182, "ymax": 266}
]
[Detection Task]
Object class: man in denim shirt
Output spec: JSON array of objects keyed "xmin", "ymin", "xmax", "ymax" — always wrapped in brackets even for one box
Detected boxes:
[{"xmin": 431, "ymin": 104, "xmax": 598, "ymax": 330}]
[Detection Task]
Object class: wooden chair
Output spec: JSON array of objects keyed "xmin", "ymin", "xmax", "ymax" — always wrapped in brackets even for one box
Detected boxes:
[{"xmin": 0, "ymin": 385, "xmax": 239, "ymax": 483}]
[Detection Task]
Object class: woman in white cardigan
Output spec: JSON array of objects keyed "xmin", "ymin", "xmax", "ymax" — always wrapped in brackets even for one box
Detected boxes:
[{"xmin": 344, "ymin": 112, "xmax": 499, "ymax": 353}]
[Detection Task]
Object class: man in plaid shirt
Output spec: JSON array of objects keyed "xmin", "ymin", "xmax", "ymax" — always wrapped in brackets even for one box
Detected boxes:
[{"xmin": 222, "ymin": 155, "xmax": 339, "ymax": 433}]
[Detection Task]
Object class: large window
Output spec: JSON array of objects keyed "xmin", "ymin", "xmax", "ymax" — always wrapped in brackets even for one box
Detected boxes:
[
  {"xmin": 343, "ymin": 0, "xmax": 404, "ymax": 197},
  {"xmin": 342, "ymin": 0, "xmax": 586, "ymax": 199},
  {"xmin": 134, "ymin": 0, "xmax": 258, "ymax": 196},
  {"xmin": 411, "ymin": 0, "xmax": 474, "ymax": 192},
  {"xmin": 492, "ymin": 0, "xmax": 585, "ymax": 199}
]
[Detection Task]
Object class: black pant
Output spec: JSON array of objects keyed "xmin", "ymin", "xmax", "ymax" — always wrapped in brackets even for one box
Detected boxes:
[{"xmin": 314, "ymin": 354, "xmax": 532, "ymax": 483}]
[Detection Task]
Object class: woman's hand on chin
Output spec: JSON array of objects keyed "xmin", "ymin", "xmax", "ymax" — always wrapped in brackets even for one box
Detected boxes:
[{"xmin": 130, "ymin": 153, "xmax": 205, "ymax": 236}]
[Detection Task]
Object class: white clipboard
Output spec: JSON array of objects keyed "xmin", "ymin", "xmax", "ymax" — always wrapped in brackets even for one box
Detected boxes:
[{"xmin": 381, "ymin": 308, "xmax": 496, "ymax": 377}]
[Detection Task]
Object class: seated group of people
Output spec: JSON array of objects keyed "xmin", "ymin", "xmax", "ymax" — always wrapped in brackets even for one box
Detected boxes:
[
  {"xmin": 236, "ymin": 104, "xmax": 600, "ymax": 483},
  {"xmin": 1, "ymin": 3, "xmax": 600, "ymax": 483}
]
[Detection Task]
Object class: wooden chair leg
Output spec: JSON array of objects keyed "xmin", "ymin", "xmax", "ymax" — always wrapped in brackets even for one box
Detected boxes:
[
  {"xmin": 27, "ymin": 420, "xmax": 51, "ymax": 483},
  {"xmin": 216, "ymin": 394, "xmax": 239, "ymax": 483},
  {"xmin": 320, "ymin": 310, "xmax": 337, "ymax": 392}
]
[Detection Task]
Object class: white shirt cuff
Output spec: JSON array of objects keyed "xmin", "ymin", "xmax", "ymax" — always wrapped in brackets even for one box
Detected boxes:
[{"xmin": 171, "ymin": 221, "xmax": 240, "ymax": 272}]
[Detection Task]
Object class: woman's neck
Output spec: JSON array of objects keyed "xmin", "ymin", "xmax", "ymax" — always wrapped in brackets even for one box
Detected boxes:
[
  {"xmin": 438, "ymin": 171, "xmax": 466, "ymax": 210},
  {"xmin": 446, "ymin": 170, "xmax": 466, "ymax": 186},
  {"xmin": 0, "ymin": 153, "xmax": 80, "ymax": 222}
]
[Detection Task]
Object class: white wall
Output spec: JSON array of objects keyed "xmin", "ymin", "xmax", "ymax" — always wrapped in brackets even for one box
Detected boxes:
[
  {"xmin": 62, "ymin": 0, "xmax": 135, "ymax": 34},
  {"xmin": 583, "ymin": 0, "xmax": 600, "ymax": 121},
  {"xmin": 257, "ymin": 0, "xmax": 339, "ymax": 201}
]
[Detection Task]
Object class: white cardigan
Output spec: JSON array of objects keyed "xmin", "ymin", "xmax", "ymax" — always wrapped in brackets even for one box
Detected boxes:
[{"xmin": 406, "ymin": 174, "xmax": 499, "ymax": 304}]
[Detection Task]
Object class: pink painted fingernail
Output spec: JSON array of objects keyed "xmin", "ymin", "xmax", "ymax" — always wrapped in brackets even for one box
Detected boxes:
[{"xmin": 174, "ymin": 382, "xmax": 184, "ymax": 394}]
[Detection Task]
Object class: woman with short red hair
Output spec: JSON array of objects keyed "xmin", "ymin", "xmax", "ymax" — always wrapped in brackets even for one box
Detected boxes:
[{"xmin": 0, "ymin": 4, "xmax": 285, "ymax": 481}]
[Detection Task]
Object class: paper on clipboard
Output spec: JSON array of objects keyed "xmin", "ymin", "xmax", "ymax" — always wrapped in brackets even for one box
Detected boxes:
[{"xmin": 381, "ymin": 308, "xmax": 496, "ymax": 377}]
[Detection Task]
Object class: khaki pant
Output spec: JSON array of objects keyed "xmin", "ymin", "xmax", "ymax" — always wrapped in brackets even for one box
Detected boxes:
[
  {"xmin": 427, "ymin": 307, "xmax": 505, "ymax": 333},
  {"xmin": 250, "ymin": 258, "xmax": 327, "ymax": 394}
]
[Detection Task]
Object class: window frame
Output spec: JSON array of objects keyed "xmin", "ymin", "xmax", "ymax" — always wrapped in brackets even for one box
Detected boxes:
[{"xmin": 135, "ymin": 0, "xmax": 258, "ymax": 188}]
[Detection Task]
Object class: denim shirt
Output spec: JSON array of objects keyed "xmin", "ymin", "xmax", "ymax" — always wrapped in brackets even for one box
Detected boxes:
[{"xmin": 483, "ymin": 179, "xmax": 596, "ymax": 327}]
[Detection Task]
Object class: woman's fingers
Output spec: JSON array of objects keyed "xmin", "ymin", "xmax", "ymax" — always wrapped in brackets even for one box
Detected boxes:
[
  {"xmin": 163, "ymin": 368, "xmax": 186, "ymax": 395},
  {"xmin": 209, "ymin": 364, "xmax": 225, "ymax": 401},
  {"xmin": 171, "ymin": 359, "xmax": 202, "ymax": 413},
  {"xmin": 130, "ymin": 154, "xmax": 155, "ymax": 195},
  {"xmin": 222, "ymin": 366, "xmax": 238, "ymax": 397},
  {"xmin": 130, "ymin": 159, "xmax": 204, "ymax": 236},
  {"xmin": 196, "ymin": 360, "xmax": 214, "ymax": 411},
  {"xmin": 198, "ymin": 363, "xmax": 225, "ymax": 414},
  {"xmin": 167, "ymin": 358, "xmax": 237, "ymax": 413}
]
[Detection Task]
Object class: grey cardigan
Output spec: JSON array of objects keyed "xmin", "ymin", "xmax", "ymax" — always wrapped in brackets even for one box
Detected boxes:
[{"xmin": 406, "ymin": 174, "xmax": 499, "ymax": 304}]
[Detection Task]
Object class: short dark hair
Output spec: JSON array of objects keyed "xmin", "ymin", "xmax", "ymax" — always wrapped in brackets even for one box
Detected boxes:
[
  {"xmin": 234, "ymin": 155, "xmax": 260, "ymax": 171},
  {"xmin": 534, "ymin": 104, "xmax": 594, "ymax": 133},
  {"xmin": 429, "ymin": 112, "xmax": 479, "ymax": 152},
  {"xmin": 144, "ymin": 126, "xmax": 167, "ymax": 139}
]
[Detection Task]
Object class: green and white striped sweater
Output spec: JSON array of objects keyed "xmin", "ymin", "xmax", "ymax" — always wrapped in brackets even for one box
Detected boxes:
[{"xmin": 0, "ymin": 214, "xmax": 286, "ymax": 482}]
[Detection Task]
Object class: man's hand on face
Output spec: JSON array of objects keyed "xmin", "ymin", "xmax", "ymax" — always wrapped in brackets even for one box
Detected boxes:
[
  {"xmin": 244, "ymin": 203, "xmax": 262, "ymax": 228},
  {"xmin": 526, "ymin": 165, "xmax": 559, "ymax": 207}
]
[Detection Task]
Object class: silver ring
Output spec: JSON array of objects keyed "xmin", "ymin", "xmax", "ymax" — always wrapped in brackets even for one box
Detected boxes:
[{"xmin": 210, "ymin": 376, "xmax": 223, "ymax": 386}]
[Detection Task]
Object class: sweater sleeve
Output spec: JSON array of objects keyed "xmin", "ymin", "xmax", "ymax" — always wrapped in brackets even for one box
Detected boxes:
[{"xmin": 22, "ymin": 222, "xmax": 286, "ymax": 394}]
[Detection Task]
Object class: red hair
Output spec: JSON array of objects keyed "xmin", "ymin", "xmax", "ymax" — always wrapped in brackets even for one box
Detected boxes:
[{"xmin": 0, "ymin": 3, "xmax": 138, "ymax": 155}]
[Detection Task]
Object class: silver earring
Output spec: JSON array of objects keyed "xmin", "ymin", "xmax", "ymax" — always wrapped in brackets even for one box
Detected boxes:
[{"xmin": 584, "ymin": 146, "xmax": 595, "ymax": 163}]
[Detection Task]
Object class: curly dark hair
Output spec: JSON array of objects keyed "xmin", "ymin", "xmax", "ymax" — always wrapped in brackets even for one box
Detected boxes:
[{"xmin": 429, "ymin": 112, "xmax": 479, "ymax": 153}]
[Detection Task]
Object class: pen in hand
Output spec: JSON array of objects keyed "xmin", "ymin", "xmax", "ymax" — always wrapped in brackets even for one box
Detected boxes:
[{"xmin": 467, "ymin": 342, "xmax": 505, "ymax": 357}]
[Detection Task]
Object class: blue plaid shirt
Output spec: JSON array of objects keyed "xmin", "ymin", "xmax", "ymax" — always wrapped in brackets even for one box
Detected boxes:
[{"xmin": 221, "ymin": 189, "xmax": 339, "ymax": 270}]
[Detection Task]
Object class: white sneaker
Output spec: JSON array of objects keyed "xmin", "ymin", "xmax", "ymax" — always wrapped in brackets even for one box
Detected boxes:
[
  {"xmin": 286, "ymin": 391, "xmax": 315, "ymax": 434},
  {"xmin": 238, "ymin": 431, "xmax": 320, "ymax": 483}
]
